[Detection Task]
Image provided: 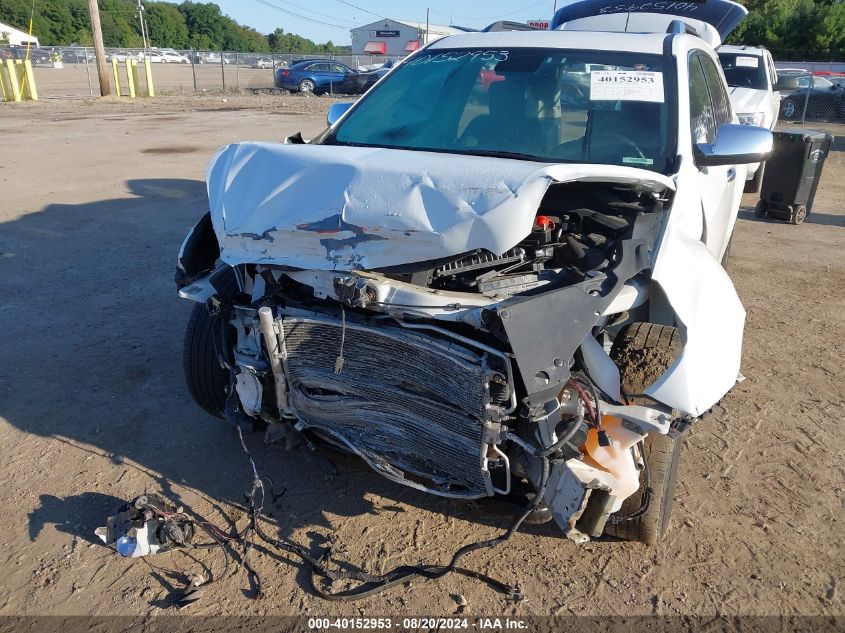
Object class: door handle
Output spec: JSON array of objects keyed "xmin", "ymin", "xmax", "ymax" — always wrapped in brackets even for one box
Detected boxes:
[{"xmin": 727, "ymin": 167, "xmax": 736, "ymax": 182}]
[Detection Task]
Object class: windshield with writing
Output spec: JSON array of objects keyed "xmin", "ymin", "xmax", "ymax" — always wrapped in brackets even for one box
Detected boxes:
[{"xmin": 326, "ymin": 48, "xmax": 673, "ymax": 173}]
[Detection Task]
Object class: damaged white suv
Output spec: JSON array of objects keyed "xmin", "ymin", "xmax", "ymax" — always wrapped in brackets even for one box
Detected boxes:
[{"xmin": 176, "ymin": 0, "xmax": 771, "ymax": 545}]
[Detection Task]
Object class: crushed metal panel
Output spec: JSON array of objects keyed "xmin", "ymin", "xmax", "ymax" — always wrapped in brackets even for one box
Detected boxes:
[
  {"xmin": 205, "ymin": 143, "xmax": 673, "ymax": 271},
  {"xmin": 646, "ymin": 225, "xmax": 746, "ymax": 417},
  {"xmin": 499, "ymin": 238, "xmax": 651, "ymax": 405}
]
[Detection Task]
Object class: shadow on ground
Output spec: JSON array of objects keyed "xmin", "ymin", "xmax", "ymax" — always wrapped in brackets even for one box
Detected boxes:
[
  {"xmin": 0, "ymin": 180, "xmax": 557, "ymax": 600},
  {"xmin": 738, "ymin": 207, "xmax": 845, "ymax": 226}
]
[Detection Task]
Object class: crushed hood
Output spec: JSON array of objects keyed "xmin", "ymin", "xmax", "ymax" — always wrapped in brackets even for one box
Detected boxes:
[{"xmin": 206, "ymin": 143, "xmax": 674, "ymax": 271}]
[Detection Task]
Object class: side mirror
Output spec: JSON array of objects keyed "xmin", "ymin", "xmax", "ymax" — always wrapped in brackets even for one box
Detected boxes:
[
  {"xmin": 694, "ymin": 123, "xmax": 773, "ymax": 167},
  {"xmin": 774, "ymin": 77, "xmax": 800, "ymax": 91},
  {"xmin": 327, "ymin": 102, "xmax": 354, "ymax": 126}
]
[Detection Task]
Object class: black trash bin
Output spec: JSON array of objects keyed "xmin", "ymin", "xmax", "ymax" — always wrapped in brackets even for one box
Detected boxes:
[{"xmin": 756, "ymin": 128, "xmax": 833, "ymax": 224}]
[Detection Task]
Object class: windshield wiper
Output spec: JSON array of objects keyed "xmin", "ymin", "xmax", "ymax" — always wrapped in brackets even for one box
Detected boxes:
[{"xmin": 456, "ymin": 149, "xmax": 552, "ymax": 162}]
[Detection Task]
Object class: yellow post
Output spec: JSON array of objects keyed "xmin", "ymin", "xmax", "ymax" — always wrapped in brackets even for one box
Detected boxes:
[
  {"xmin": 22, "ymin": 60, "xmax": 37, "ymax": 101},
  {"xmin": 4, "ymin": 59, "xmax": 22, "ymax": 102},
  {"xmin": 130, "ymin": 59, "xmax": 140, "ymax": 96},
  {"xmin": 0, "ymin": 62, "xmax": 10, "ymax": 102},
  {"xmin": 125, "ymin": 59, "xmax": 135, "ymax": 98},
  {"xmin": 112, "ymin": 58, "xmax": 121, "ymax": 96},
  {"xmin": 144, "ymin": 58, "xmax": 155, "ymax": 97}
]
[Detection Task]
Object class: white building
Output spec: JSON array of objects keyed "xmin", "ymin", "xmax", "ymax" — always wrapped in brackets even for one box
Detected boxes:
[
  {"xmin": 350, "ymin": 18, "xmax": 463, "ymax": 56},
  {"xmin": 0, "ymin": 20, "xmax": 39, "ymax": 47}
]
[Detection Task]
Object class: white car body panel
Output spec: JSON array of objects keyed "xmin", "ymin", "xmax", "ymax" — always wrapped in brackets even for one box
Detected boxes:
[
  {"xmin": 647, "ymin": 225, "xmax": 745, "ymax": 416},
  {"xmin": 558, "ymin": 13, "xmax": 723, "ymax": 48},
  {"xmin": 206, "ymin": 142, "xmax": 673, "ymax": 271}
]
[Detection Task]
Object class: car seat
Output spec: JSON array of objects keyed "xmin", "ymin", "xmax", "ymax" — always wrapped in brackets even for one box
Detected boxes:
[{"xmin": 461, "ymin": 80, "xmax": 545, "ymax": 154}]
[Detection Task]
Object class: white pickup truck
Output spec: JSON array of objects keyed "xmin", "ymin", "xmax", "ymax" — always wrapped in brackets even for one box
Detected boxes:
[{"xmin": 718, "ymin": 45, "xmax": 781, "ymax": 192}]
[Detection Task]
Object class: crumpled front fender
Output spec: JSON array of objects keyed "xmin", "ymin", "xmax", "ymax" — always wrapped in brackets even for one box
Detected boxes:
[{"xmin": 646, "ymin": 226, "xmax": 746, "ymax": 417}]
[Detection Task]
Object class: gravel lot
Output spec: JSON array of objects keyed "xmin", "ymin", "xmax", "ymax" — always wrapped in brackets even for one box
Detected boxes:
[{"xmin": 0, "ymin": 95, "xmax": 842, "ymax": 620}]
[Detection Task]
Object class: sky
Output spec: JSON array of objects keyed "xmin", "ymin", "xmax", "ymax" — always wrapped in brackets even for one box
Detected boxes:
[{"xmin": 199, "ymin": 1, "xmax": 563, "ymax": 44}]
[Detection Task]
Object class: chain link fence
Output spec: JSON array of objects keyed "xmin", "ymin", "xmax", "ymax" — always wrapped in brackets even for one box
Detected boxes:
[
  {"xmin": 0, "ymin": 45, "xmax": 403, "ymax": 98},
  {"xmin": 775, "ymin": 61, "xmax": 845, "ymax": 125}
]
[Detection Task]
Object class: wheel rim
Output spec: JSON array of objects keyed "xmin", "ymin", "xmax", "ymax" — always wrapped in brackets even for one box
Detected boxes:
[
  {"xmin": 783, "ymin": 100, "xmax": 796, "ymax": 117},
  {"xmin": 301, "ymin": 80, "xmax": 314, "ymax": 93},
  {"xmin": 795, "ymin": 206, "xmax": 807, "ymax": 223}
]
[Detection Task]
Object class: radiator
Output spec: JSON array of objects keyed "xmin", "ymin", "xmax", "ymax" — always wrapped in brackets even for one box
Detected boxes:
[{"xmin": 279, "ymin": 316, "xmax": 507, "ymax": 498}]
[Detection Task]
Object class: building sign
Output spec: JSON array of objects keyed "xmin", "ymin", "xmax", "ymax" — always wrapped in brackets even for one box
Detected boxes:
[
  {"xmin": 528, "ymin": 20, "xmax": 550, "ymax": 29},
  {"xmin": 372, "ymin": 29, "xmax": 401, "ymax": 37}
]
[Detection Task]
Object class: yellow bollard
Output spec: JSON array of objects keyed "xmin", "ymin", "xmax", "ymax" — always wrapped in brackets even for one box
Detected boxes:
[
  {"xmin": 130, "ymin": 59, "xmax": 140, "ymax": 96},
  {"xmin": 125, "ymin": 59, "xmax": 136, "ymax": 98},
  {"xmin": 0, "ymin": 62, "xmax": 10, "ymax": 102},
  {"xmin": 112, "ymin": 58, "xmax": 121, "ymax": 96},
  {"xmin": 4, "ymin": 59, "xmax": 22, "ymax": 102},
  {"xmin": 144, "ymin": 58, "xmax": 155, "ymax": 97},
  {"xmin": 22, "ymin": 60, "xmax": 37, "ymax": 101}
]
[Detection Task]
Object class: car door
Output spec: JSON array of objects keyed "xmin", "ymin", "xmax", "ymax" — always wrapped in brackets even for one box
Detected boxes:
[
  {"xmin": 309, "ymin": 63, "xmax": 330, "ymax": 88},
  {"xmin": 326, "ymin": 63, "xmax": 349, "ymax": 92},
  {"xmin": 689, "ymin": 51, "xmax": 742, "ymax": 261}
]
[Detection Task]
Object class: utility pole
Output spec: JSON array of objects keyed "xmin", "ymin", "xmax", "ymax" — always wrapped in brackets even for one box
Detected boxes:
[
  {"xmin": 425, "ymin": 8, "xmax": 430, "ymax": 45},
  {"xmin": 88, "ymin": 0, "xmax": 110, "ymax": 96},
  {"xmin": 137, "ymin": 0, "xmax": 149, "ymax": 50}
]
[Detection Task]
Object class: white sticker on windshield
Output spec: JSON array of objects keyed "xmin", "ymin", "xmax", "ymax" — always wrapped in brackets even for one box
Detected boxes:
[
  {"xmin": 735, "ymin": 56, "xmax": 759, "ymax": 68},
  {"xmin": 590, "ymin": 71, "xmax": 664, "ymax": 102}
]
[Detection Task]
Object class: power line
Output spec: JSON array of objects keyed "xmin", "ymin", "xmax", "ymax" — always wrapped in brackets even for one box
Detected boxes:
[
  {"xmin": 431, "ymin": 0, "xmax": 551, "ymax": 22},
  {"xmin": 331, "ymin": 0, "xmax": 383, "ymax": 19},
  {"xmin": 266, "ymin": 0, "xmax": 354, "ymax": 23},
  {"xmin": 253, "ymin": 0, "xmax": 351, "ymax": 30}
]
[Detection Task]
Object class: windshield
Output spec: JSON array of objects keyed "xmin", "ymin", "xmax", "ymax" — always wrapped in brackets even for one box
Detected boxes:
[
  {"xmin": 718, "ymin": 53, "xmax": 767, "ymax": 90},
  {"xmin": 326, "ymin": 48, "xmax": 674, "ymax": 173}
]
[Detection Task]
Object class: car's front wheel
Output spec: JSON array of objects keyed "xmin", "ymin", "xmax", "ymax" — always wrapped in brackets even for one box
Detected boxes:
[
  {"xmin": 603, "ymin": 322, "xmax": 684, "ymax": 545},
  {"xmin": 781, "ymin": 98, "xmax": 798, "ymax": 119},
  {"xmin": 182, "ymin": 268, "xmax": 238, "ymax": 419}
]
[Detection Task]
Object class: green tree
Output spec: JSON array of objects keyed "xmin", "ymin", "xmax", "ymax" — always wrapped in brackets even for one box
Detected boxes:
[{"xmin": 145, "ymin": 2, "xmax": 188, "ymax": 48}]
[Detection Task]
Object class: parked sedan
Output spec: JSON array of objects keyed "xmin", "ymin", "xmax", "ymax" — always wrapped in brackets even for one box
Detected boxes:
[
  {"xmin": 778, "ymin": 75, "xmax": 845, "ymax": 120},
  {"xmin": 146, "ymin": 50, "xmax": 190, "ymax": 64},
  {"xmin": 253, "ymin": 57, "xmax": 275, "ymax": 69},
  {"xmin": 274, "ymin": 60, "xmax": 355, "ymax": 94}
]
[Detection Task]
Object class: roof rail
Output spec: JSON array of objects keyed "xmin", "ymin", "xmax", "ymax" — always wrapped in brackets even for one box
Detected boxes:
[
  {"xmin": 666, "ymin": 19, "xmax": 700, "ymax": 37},
  {"xmin": 483, "ymin": 21, "xmax": 540, "ymax": 32}
]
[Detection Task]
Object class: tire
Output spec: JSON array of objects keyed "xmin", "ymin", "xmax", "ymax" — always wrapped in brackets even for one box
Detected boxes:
[
  {"xmin": 791, "ymin": 204, "xmax": 807, "ymax": 225},
  {"xmin": 754, "ymin": 199, "xmax": 768, "ymax": 218},
  {"xmin": 299, "ymin": 79, "xmax": 315, "ymax": 94},
  {"xmin": 781, "ymin": 98, "xmax": 798, "ymax": 120},
  {"xmin": 182, "ymin": 267, "xmax": 238, "ymax": 419},
  {"xmin": 744, "ymin": 163, "xmax": 765, "ymax": 194},
  {"xmin": 603, "ymin": 323, "xmax": 683, "ymax": 545}
]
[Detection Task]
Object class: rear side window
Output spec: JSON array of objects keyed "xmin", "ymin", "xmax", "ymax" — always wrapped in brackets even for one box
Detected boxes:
[{"xmin": 688, "ymin": 55, "xmax": 716, "ymax": 144}]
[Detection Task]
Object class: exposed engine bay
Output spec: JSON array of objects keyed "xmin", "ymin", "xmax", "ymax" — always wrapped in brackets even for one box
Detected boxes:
[{"xmin": 178, "ymin": 166, "xmax": 698, "ymax": 543}]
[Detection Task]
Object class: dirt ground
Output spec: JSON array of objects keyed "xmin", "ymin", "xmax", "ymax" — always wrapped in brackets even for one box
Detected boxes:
[{"xmin": 0, "ymin": 94, "xmax": 842, "ymax": 621}]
